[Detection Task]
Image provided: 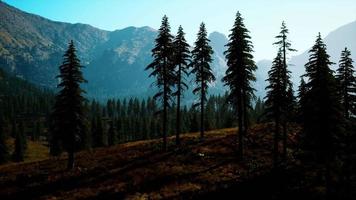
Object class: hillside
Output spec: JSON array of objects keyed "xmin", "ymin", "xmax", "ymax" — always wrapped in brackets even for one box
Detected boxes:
[
  {"xmin": 0, "ymin": 126, "xmax": 306, "ymax": 200},
  {"xmin": 0, "ymin": 68, "xmax": 54, "ymax": 120},
  {"xmin": 0, "ymin": 68, "xmax": 51, "ymax": 97},
  {"xmin": 0, "ymin": 2, "xmax": 228, "ymax": 100}
]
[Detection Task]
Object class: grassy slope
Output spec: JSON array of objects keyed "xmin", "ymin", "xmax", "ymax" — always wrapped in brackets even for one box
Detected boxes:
[
  {"xmin": 4, "ymin": 138, "xmax": 49, "ymax": 164},
  {"xmin": 0, "ymin": 125, "xmax": 300, "ymax": 200}
]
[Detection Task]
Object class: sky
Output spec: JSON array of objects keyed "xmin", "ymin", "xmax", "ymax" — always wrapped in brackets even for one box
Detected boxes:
[{"xmin": 3, "ymin": 0, "xmax": 356, "ymax": 61}]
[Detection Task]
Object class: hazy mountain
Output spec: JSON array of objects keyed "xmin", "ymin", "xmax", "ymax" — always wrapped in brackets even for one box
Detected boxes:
[
  {"xmin": 255, "ymin": 21, "xmax": 356, "ymax": 98},
  {"xmin": 0, "ymin": 1, "xmax": 109, "ymax": 87},
  {"xmin": 1, "ymin": 1, "xmax": 355, "ymax": 101},
  {"xmin": 83, "ymin": 26, "xmax": 156, "ymax": 98},
  {"xmin": 254, "ymin": 59, "xmax": 272, "ymax": 99},
  {"xmin": 289, "ymin": 20, "xmax": 356, "ymax": 87},
  {"xmin": 0, "ymin": 2, "xmax": 229, "ymax": 100},
  {"xmin": 208, "ymin": 32, "xmax": 228, "ymax": 93}
]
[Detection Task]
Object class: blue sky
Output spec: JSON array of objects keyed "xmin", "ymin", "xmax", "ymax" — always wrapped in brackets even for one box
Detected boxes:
[{"xmin": 3, "ymin": 0, "xmax": 356, "ymax": 60}]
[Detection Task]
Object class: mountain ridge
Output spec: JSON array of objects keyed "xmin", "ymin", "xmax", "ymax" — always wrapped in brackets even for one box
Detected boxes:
[{"xmin": 1, "ymin": 1, "xmax": 355, "ymax": 100}]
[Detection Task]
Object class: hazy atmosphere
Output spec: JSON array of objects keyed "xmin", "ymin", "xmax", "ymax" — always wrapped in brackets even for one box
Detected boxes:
[{"xmin": 4, "ymin": 0, "xmax": 356, "ymax": 60}]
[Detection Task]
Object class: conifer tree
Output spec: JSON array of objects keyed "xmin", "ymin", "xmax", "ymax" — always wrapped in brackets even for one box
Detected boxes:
[
  {"xmin": 301, "ymin": 33, "xmax": 343, "ymax": 193},
  {"xmin": 0, "ymin": 117, "xmax": 8, "ymax": 164},
  {"xmin": 49, "ymin": 40, "xmax": 87, "ymax": 169},
  {"xmin": 108, "ymin": 120, "xmax": 118, "ymax": 146},
  {"xmin": 190, "ymin": 22, "xmax": 215, "ymax": 140},
  {"xmin": 297, "ymin": 77, "xmax": 307, "ymax": 123},
  {"xmin": 146, "ymin": 15, "xmax": 175, "ymax": 151},
  {"xmin": 93, "ymin": 116, "xmax": 105, "ymax": 147},
  {"xmin": 173, "ymin": 26, "xmax": 190, "ymax": 145},
  {"xmin": 336, "ymin": 48, "xmax": 355, "ymax": 119},
  {"xmin": 222, "ymin": 12, "xmax": 256, "ymax": 159},
  {"xmin": 13, "ymin": 122, "xmax": 26, "ymax": 162},
  {"xmin": 273, "ymin": 21, "xmax": 296, "ymax": 161},
  {"xmin": 265, "ymin": 50, "xmax": 284, "ymax": 167},
  {"xmin": 335, "ymin": 48, "xmax": 355, "ymax": 191}
]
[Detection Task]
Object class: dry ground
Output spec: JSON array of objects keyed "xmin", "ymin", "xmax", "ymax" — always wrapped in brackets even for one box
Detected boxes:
[{"xmin": 0, "ymin": 124, "xmax": 300, "ymax": 200}]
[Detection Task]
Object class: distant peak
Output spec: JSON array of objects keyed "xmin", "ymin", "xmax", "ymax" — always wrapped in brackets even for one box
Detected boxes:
[
  {"xmin": 209, "ymin": 32, "xmax": 228, "ymax": 44},
  {"xmin": 115, "ymin": 26, "xmax": 157, "ymax": 33},
  {"xmin": 209, "ymin": 31, "xmax": 227, "ymax": 38}
]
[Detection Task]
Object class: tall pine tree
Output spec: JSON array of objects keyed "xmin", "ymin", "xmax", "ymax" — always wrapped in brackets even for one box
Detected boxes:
[
  {"xmin": 222, "ymin": 12, "xmax": 256, "ymax": 159},
  {"xmin": 265, "ymin": 50, "xmax": 284, "ymax": 167},
  {"xmin": 335, "ymin": 48, "xmax": 355, "ymax": 192},
  {"xmin": 108, "ymin": 120, "xmax": 118, "ymax": 146},
  {"xmin": 297, "ymin": 77, "xmax": 307, "ymax": 123},
  {"xmin": 273, "ymin": 21, "xmax": 296, "ymax": 162},
  {"xmin": 50, "ymin": 40, "xmax": 87, "ymax": 169},
  {"xmin": 146, "ymin": 15, "xmax": 175, "ymax": 151},
  {"xmin": 190, "ymin": 23, "xmax": 215, "ymax": 140},
  {"xmin": 301, "ymin": 33, "xmax": 343, "ymax": 194},
  {"xmin": 13, "ymin": 122, "xmax": 26, "ymax": 162},
  {"xmin": 336, "ymin": 48, "xmax": 355, "ymax": 119},
  {"xmin": 173, "ymin": 26, "xmax": 190, "ymax": 145},
  {"xmin": 0, "ymin": 117, "xmax": 8, "ymax": 164}
]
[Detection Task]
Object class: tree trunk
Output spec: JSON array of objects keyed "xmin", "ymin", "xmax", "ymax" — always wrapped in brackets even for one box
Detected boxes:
[
  {"xmin": 282, "ymin": 37, "xmax": 287, "ymax": 164},
  {"xmin": 163, "ymin": 58, "xmax": 168, "ymax": 151},
  {"xmin": 200, "ymin": 80, "xmax": 205, "ymax": 140},
  {"xmin": 242, "ymin": 89, "xmax": 248, "ymax": 150},
  {"xmin": 176, "ymin": 65, "xmax": 181, "ymax": 146},
  {"xmin": 274, "ymin": 116, "xmax": 280, "ymax": 168},
  {"xmin": 325, "ymin": 158, "xmax": 332, "ymax": 199},
  {"xmin": 237, "ymin": 92, "xmax": 243, "ymax": 160},
  {"xmin": 282, "ymin": 121, "xmax": 287, "ymax": 162},
  {"xmin": 67, "ymin": 151, "xmax": 75, "ymax": 170},
  {"xmin": 163, "ymin": 103, "xmax": 167, "ymax": 151}
]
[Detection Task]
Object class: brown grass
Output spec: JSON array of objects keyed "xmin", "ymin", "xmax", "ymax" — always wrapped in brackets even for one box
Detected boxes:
[{"xmin": 0, "ymin": 125, "xmax": 296, "ymax": 199}]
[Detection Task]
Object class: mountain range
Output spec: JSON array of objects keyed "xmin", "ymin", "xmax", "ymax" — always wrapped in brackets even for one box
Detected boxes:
[{"xmin": 0, "ymin": 1, "xmax": 355, "ymax": 101}]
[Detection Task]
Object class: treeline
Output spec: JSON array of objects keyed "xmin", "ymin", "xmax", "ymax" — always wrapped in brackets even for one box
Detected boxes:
[
  {"xmin": 0, "ymin": 68, "xmax": 54, "ymax": 119},
  {"xmin": 87, "ymin": 94, "xmax": 236, "ymax": 147},
  {"xmin": 0, "ymin": 67, "xmax": 253, "ymax": 164}
]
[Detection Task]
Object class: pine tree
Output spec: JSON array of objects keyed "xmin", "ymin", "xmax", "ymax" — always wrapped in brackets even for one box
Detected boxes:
[
  {"xmin": 108, "ymin": 120, "xmax": 118, "ymax": 146},
  {"xmin": 190, "ymin": 22, "xmax": 215, "ymax": 140},
  {"xmin": 146, "ymin": 15, "xmax": 175, "ymax": 151},
  {"xmin": 94, "ymin": 116, "xmax": 105, "ymax": 147},
  {"xmin": 13, "ymin": 122, "xmax": 26, "ymax": 162},
  {"xmin": 302, "ymin": 33, "xmax": 343, "ymax": 194},
  {"xmin": 251, "ymin": 97, "xmax": 265, "ymax": 124},
  {"xmin": 336, "ymin": 48, "xmax": 355, "ymax": 119},
  {"xmin": 49, "ymin": 40, "xmax": 87, "ymax": 169},
  {"xmin": 189, "ymin": 108, "xmax": 199, "ymax": 132},
  {"xmin": 33, "ymin": 121, "xmax": 41, "ymax": 141},
  {"xmin": 297, "ymin": 77, "xmax": 307, "ymax": 123},
  {"xmin": 335, "ymin": 48, "xmax": 355, "ymax": 192},
  {"xmin": 172, "ymin": 25, "xmax": 190, "ymax": 145},
  {"xmin": 273, "ymin": 21, "xmax": 296, "ymax": 162},
  {"xmin": 0, "ymin": 117, "xmax": 9, "ymax": 164},
  {"xmin": 222, "ymin": 12, "xmax": 256, "ymax": 159},
  {"xmin": 265, "ymin": 50, "xmax": 284, "ymax": 167}
]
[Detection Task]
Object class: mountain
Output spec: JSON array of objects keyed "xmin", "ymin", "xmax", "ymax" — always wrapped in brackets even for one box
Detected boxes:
[
  {"xmin": 0, "ymin": 2, "xmax": 230, "ymax": 101},
  {"xmin": 254, "ymin": 59, "xmax": 272, "ymax": 98},
  {"xmin": 289, "ymin": 20, "xmax": 356, "ymax": 87},
  {"xmin": 0, "ymin": 68, "xmax": 51, "ymax": 97},
  {"xmin": 208, "ymin": 32, "xmax": 228, "ymax": 94},
  {"xmin": 0, "ymin": 1, "xmax": 109, "ymax": 87},
  {"xmin": 1, "ymin": 1, "xmax": 355, "ymax": 101},
  {"xmin": 83, "ymin": 27, "xmax": 156, "ymax": 98},
  {"xmin": 255, "ymin": 21, "xmax": 356, "ymax": 98}
]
